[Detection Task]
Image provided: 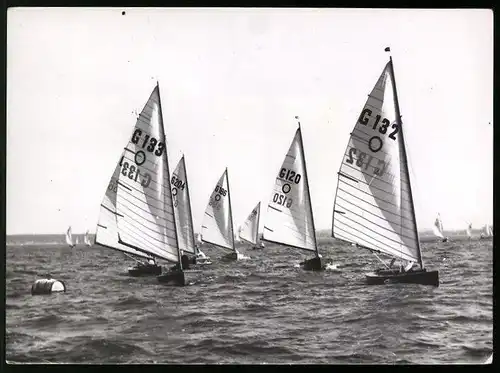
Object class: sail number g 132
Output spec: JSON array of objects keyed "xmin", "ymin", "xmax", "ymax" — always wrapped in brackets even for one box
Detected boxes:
[{"xmin": 358, "ymin": 109, "xmax": 399, "ymax": 141}]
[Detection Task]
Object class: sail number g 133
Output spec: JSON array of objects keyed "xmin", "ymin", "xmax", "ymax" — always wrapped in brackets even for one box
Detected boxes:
[
  {"xmin": 119, "ymin": 156, "xmax": 152, "ymax": 188},
  {"xmin": 131, "ymin": 129, "xmax": 165, "ymax": 156}
]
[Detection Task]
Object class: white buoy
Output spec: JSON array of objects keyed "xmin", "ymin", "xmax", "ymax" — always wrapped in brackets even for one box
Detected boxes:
[{"xmin": 31, "ymin": 278, "xmax": 66, "ymax": 295}]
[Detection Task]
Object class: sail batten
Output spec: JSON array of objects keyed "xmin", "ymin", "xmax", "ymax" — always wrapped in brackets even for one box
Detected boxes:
[
  {"xmin": 262, "ymin": 126, "xmax": 317, "ymax": 253},
  {"xmin": 332, "ymin": 60, "xmax": 420, "ymax": 263},
  {"xmin": 95, "ymin": 154, "xmax": 153, "ymax": 261},
  {"xmin": 113, "ymin": 85, "xmax": 179, "ymax": 263},
  {"xmin": 201, "ymin": 170, "xmax": 235, "ymax": 251}
]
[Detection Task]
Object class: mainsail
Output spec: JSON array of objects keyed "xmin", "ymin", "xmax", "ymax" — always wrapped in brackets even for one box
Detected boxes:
[
  {"xmin": 65, "ymin": 226, "xmax": 74, "ymax": 247},
  {"xmin": 171, "ymin": 155, "xmax": 196, "ymax": 255},
  {"xmin": 466, "ymin": 222, "xmax": 472, "ymax": 239},
  {"xmin": 201, "ymin": 169, "xmax": 235, "ymax": 251},
  {"xmin": 114, "ymin": 84, "xmax": 180, "ymax": 263},
  {"xmin": 262, "ymin": 124, "xmax": 318, "ymax": 254},
  {"xmin": 239, "ymin": 202, "xmax": 261, "ymax": 245},
  {"xmin": 95, "ymin": 154, "xmax": 152, "ymax": 260},
  {"xmin": 432, "ymin": 213, "xmax": 445, "ymax": 239},
  {"xmin": 84, "ymin": 230, "xmax": 92, "ymax": 246},
  {"xmin": 332, "ymin": 59, "xmax": 422, "ymax": 265},
  {"xmin": 483, "ymin": 224, "xmax": 493, "ymax": 237}
]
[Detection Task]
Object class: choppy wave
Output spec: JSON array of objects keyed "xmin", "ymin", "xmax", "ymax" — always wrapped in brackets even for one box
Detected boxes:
[{"xmin": 6, "ymin": 238, "xmax": 493, "ymax": 364}]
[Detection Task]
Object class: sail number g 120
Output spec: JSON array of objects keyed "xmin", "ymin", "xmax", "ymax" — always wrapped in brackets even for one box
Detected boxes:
[{"xmin": 279, "ymin": 168, "xmax": 301, "ymax": 184}]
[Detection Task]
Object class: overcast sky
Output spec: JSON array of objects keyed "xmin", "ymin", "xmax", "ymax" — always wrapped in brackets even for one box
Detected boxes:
[{"xmin": 7, "ymin": 8, "xmax": 493, "ymax": 235}]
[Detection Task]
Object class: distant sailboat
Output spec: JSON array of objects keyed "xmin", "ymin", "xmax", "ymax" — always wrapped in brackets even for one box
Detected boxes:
[
  {"xmin": 239, "ymin": 202, "xmax": 265, "ymax": 250},
  {"xmin": 84, "ymin": 230, "xmax": 92, "ymax": 247},
  {"xmin": 432, "ymin": 213, "xmax": 449, "ymax": 242},
  {"xmin": 466, "ymin": 222, "xmax": 472, "ymax": 240},
  {"xmin": 262, "ymin": 117, "xmax": 323, "ymax": 271},
  {"xmin": 201, "ymin": 168, "xmax": 243, "ymax": 261},
  {"xmin": 331, "ymin": 48, "xmax": 439, "ymax": 286},
  {"xmin": 65, "ymin": 226, "xmax": 75, "ymax": 248},
  {"xmin": 171, "ymin": 155, "xmax": 211, "ymax": 266},
  {"xmin": 480, "ymin": 224, "xmax": 493, "ymax": 240}
]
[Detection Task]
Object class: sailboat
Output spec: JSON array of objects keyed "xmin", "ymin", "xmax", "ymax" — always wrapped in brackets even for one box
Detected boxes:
[
  {"xmin": 466, "ymin": 222, "xmax": 472, "ymax": 240},
  {"xmin": 239, "ymin": 202, "xmax": 265, "ymax": 250},
  {"xmin": 96, "ymin": 83, "xmax": 188, "ymax": 285},
  {"xmin": 65, "ymin": 226, "xmax": 75, "ymax": 248},
  {"xmin": 432, "ymin": 213, "xmax": 449, "ymax": 242},
  {"xmin": 261, "ymin": 117, "xmax": 324, "ymax": 271},
  {"xmin": 84, "ymin": 229, "xmax": 92, "ymax": 247},
  {"xmin": 480, "ymin": 224, "xmax": 493, "ymax": 240},
  {"xmin": 171, "ymin": 155, "xmax": 211, "ymax": 266},
  {"xmin": 201, "ymin": 168, "xmax": 243, "ymax": 261},
  {"xmin": 331, "ymin": 48, "xmax": 439, "ymax": 287}
]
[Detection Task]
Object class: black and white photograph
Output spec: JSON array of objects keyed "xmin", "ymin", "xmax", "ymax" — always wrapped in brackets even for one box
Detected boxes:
[{"xmin": 5, "ymin": 7, "xmax": 493, "ymax": 364}]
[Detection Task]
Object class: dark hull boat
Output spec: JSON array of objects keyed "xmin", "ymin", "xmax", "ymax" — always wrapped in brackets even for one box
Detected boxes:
[
  {"xmin": 128, "ymin": 263, "xmax": 162, "ymax": 277},
  {"xmin": 301, "ymin": 257, "xmax": 323, "ymax": 271},
  {"xmin": 157, "ymin": 270, "xmax": 185, "ymax": 286},
  {"xmin": 366, "ymin": 268, "xmax": 439, "ymax": 287}
]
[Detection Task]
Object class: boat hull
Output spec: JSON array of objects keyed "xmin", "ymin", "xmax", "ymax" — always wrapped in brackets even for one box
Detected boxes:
[
  {"xmin": 157, "ymin": 269, "xmax": 203, "ymax": 286},
  {"xmin": 128, "ymin": 264, "xmax": 162, "ymax": 277},
  {"xmin": 301, "ymin": 257, "xmax": 323, "ymax": 271},
  {"xmin": 365, "ymin": 268, "xmax": 439, "ymax": 287},
  {"xmin": 221, "ymin": 251, "xmax": 244, "ymax": 261}
]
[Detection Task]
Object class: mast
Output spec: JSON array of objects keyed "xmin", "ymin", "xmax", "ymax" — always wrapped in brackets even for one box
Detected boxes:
[
  {"xmin": 156, "ymin": 82, "xmax": 183, "ymax": 271},
  {"xmin": 295, "ymin": 116, "xmax": 319, "ymax": 257},
  {"xmin": 386, "ymin": 50, "xmax": 424, "ymax": 269},
  {"xmin": 182, "ymin": 155, "xmax": 197, "ymax": 254},
  {"xmin": 225, "ymin": 167, "xmax": 236, "ymax": 252}
]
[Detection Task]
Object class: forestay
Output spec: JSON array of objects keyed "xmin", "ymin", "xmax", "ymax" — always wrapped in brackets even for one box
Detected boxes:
[
  {"xmin": 432, "ymin": 213, "xmax": 445, "ymax": 238},
  {"xmin": 201, "ymin": 169, "xmax": 235, "ymax": 251},
  {"xmin": 95, "ymin": 155, "xmax": 152, "ymax": 260},
  {"xmin": 115, "ymin": 85, "xmax": 179, "ymax": 263},
  {"xmin": 332, "ymin": 61, "xmax": 420, "ymax": 263},
  {"xmin": 239, "ymin": 202, "xmax": 261, "ymax": 245},
  {"xmin": 171, "ymin": 156, "xmax": 196, "ymax": 255},
  {"xmin": 262, "ymin": 127, "xmax": 317, "ymax": 253}
]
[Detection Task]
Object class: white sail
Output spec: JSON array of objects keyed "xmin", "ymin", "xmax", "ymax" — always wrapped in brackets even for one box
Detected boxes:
[
  {"xmin": 483, "ymin": 224, "xmax": 493, "ymax": 237},
  {"xmin": 171, "ymin": 156, "xmax": 196, "ymax": 255},
  {"xmin": 65, "ymin": 226, "xmax": 74, "ymax": 247},
  {"xmin": 95, "ymin": 155, "xmax": 152, "ymax": 260},
  {"xmin": 432, "ymin": 213, "xmax": 445, "ymax": 239},
  {"xmin": 201, "ymin": 169, "xmax": 235, "ymax": 251},
  {"xmin": 239, "ymin": 202, "xmax": 261, "ymax": 245},
  {"xmin": 262, "ymin": 126, "xmax": 317, "ymax": 253},
  {"xmin": 84, "ymin": 229, "xmax": 92, "ymax": 246},
  {"xmin": 332, "ymin": 60, "xmax": 421, "ymax": 264},
  {"xmin": 114, "ymin": 84, "xmax": 180, "ymax": 263},
  {"xmin": 76, "ymin": 237, "xmax": 79, "ymax": 245},
  {"xmin": 466, "ymin": 223, "xmax": 472, "ymax": 238}
]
